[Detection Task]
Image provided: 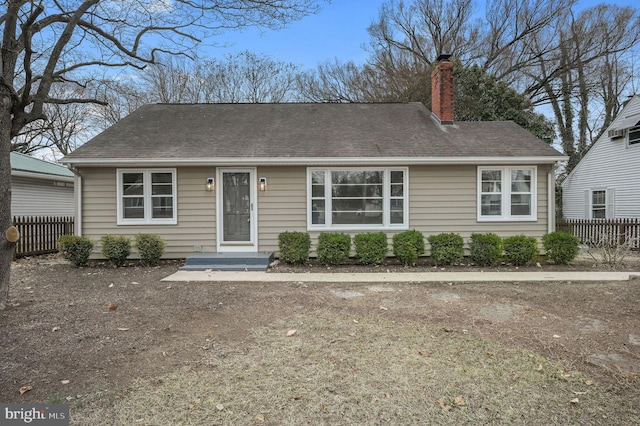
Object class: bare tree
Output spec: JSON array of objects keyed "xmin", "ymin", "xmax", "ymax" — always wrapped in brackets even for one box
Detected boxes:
[
  {"xmin": 0, "ymin": 0, "xmax": 325, "ymax": 309},
  {"xmin": 142, "ymin": 52, "xmax": 301, "ymax": 103},
  {"xmin": 362, "ymin": 0, "xmax": 640, "ymax": 169},
  {"xmin": 521, "ymin": 4, "xmax": 640, "ymax": 171},
  {"xmin": 12, "ymin": 83, "xmax": 105, "ymax": 158}
]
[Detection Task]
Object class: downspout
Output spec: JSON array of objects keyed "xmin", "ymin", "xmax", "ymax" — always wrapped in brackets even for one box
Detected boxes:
[
  {"xmin": 548, "ymin": 162, "xmax": 560, "ymax": 234},
  {"xmin": 68, "ymin": 165, "xmax": 82, "ymax": 237}
]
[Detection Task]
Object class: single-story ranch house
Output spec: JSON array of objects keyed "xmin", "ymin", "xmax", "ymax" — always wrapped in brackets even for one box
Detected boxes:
[{"xmin": 61, "ymin": 57, "xmax": 567, "ymax": 261}]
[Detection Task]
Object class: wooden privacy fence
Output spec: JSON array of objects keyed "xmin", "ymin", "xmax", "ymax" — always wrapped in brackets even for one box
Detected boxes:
[
  {"xmin": 12, "ymin": 216, "xmax": 75, "ymax": 258},
  {"xmin": 557, "ymin": 218, "xmax": 640, "ymax": 249}
]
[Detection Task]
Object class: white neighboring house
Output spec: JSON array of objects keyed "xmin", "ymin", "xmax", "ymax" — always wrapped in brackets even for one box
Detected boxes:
[
  {"xmin": 562, "ymin": 94, "xmax": 640, "ymax": 219},
  {"xmin": 10, "ymin": 152, "xmax": 75, "ymax": 217}
]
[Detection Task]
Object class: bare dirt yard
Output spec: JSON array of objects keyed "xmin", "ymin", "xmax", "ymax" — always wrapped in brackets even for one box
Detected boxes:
[{"xmin": 1, "ymin": 254, "xmax": 639, "ymax": 424}]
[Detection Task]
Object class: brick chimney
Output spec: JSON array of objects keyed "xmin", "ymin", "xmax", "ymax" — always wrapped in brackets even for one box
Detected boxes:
[{"xmin": 431, "ymin": 54, "xmax": 454, "ymax": 125}]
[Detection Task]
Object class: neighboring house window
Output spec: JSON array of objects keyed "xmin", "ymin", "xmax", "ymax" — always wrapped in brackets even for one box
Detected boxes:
[
  {"xmin": 308, "ymin": 168, "xmax": 408, "ymax": 229},
  {"xmin": 591, "ymin": 190, "xmax": 606, "ymax": 219},
  {"xmin": 478, "ymin": 167, "xmax": 537, "ymax": 221},
  {"xmin": 629, "ymin": 126, "xmax": 640, "ymax": 145},
  {"xmin": 117, "ymin": 169, "xmax": 177, "ymax": 225}
]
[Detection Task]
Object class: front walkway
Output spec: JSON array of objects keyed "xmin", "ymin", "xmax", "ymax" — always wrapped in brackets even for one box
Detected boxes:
[{"xmin": 162, "ymin": 270, "xmax": 640, "ymax": 282}]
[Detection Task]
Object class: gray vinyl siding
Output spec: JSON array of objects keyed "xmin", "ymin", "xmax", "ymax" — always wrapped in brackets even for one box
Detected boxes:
[
  {"xmin": 562, "ymin": 95, "xmax": 640, "ymax": 219},
  {"xmin": 79, "ymin": 167, "xmax": 217, "ymax": 259},
  {"xmin": 11, "ymin": 176, "xmax": 74, "ymax": 217},
  {"xmin": 409, "ymin": 165, "xmax": 549, "ymax": 246},
  {"xmin": 257, "ymin": 164, "xmax": 551, "ymax": 256},
  {"xmin": 79, "ymin": 163, "xmax": 552, "ymax": 259},
  {"xmin": 256, "ymin": 166, "xmax": 307, "ymax": 252}
]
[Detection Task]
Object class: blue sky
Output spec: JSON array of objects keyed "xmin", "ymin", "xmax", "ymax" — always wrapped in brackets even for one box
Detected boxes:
[
  {"xmin": 212, "ymin": 0, "xmax": 387, "ymax": 69},
  {"xmin": 209, "ymin": 0, "xmax": 637, "ymax": 70}
]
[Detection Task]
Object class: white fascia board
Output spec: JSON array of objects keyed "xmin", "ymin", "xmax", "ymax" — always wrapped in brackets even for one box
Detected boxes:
[
  {"xmin": 11, "ymin": 170, "xmax": 75, "ymax": 182},
  {"xmin": 61, "ymin": 156, "xmax": 569, "ymax": 167}
]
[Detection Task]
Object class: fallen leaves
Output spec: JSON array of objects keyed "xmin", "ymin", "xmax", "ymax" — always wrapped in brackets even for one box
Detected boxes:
[
  {"xmin": 107, "ymin": 303, "xmax": 118, "ymax": 311},
  {"xmin": 19, "ymin": 385, "xmax": 32, "ymax": 395},
  {"xmin": 437, "ymin": 396, "xmax": 465, "ymax": 411},
  {"xmin": 286, "ymin": 329, "xmax": 297, "ymax": 337}
]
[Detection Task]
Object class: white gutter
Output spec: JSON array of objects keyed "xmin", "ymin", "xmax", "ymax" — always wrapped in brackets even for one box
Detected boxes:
[
  {"xmin": 61, "ymin": 155, "xmax": 569, "ymax": 167},
  {"xmin": 76, "ymin": 175, "xmax": 82, "ymax": 237},
  {"xmin": 548, "ymin": 161, "xmax": 564, "ymax": 234},
  {"xmin": 548, "ymin": 166, "xmax": 554, "ymax": 234}
]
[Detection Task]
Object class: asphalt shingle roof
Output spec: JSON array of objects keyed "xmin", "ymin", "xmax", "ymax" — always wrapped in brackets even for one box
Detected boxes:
[{"xmin": 62, "ymin": 103, "xmax": 564, "ymax": 164}]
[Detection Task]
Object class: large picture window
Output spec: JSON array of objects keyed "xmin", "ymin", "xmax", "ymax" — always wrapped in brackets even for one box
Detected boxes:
[
  {"xmin": 478, "ymin": 166, "xmax": 536, "ymax": 221},
  {"xmin": 117, "ymin": 169, "xmax": 177, "ymax": 225},
  {"xmin": 308, "ymin": 168, "xmax": 408, "ymax": 229}
]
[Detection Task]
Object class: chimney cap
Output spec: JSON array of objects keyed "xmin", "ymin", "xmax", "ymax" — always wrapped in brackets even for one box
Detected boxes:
[{"xmin": 436, "ymin": 54, "xmax": 452, "ymax": 62}]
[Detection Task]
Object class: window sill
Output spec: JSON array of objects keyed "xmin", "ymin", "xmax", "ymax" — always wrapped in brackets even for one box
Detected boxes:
[
  {"xmin": 476, "ymin": 217, "xmax": 537, "ymax": 222},
  {"xmin": 117, "ymin": 220, "xmax": 178, "ymax": 226},
  {"xmin": 307, "ymin": 225, "xmax": 409, "ymax": 232}
]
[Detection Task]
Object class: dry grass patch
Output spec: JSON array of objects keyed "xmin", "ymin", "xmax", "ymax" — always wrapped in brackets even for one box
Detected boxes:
[{"xmin": 72, "ymin": 311, "xmax": 637, "ymax": 425}]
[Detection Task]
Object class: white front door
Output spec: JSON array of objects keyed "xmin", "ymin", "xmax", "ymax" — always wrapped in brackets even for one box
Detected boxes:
[{"xmin": 217, "ymin": 168, "xmax": 257, "ymax": 252}]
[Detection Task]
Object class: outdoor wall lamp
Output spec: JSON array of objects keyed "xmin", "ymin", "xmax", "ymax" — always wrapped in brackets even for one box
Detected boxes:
[
  {"xmin": 206, "ymin": 177, "xmax": 215, "ymax": 191},
  {"xmin": 259, "ymin": 177, "xmax": 268, "ymax": 191}
]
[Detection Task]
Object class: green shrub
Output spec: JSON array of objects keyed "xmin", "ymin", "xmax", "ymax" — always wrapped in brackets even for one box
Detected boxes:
[
  {"xmin": 278, "ymin": 231, "xmax": 311, "ymax": 264},
  {"xmin": 134, "ymin": 234, "xmax": 166, "ymax": 266},
  {"xmin": 542, "ymin": 231, "xmax": 580, "ymax": 265},
  {"xmin": 392, "ymin": 230, "xmax": 425, "ymax": 266},
  {"xmin": 354, "ymin": 232, "xmax": 388, "ymax": 265},
  {"xmin": 58, "ymin": 235, "xmax": 94, "ymax": 267},
  {"xmin": 101, "ymin": 235, "xmax": 131, "ymax": 267},
  {"xmin": 316, "ymin": 232, "xmax": 351, "ymax": 265},
  {"xmin": 427, "ymin": 233, "xmax": 464, "ymax": 266},
  {"xmin": 469, "ymin": 233, "xmax": 503, "ymax": 266},
  {"xmin": 503, "ymin": 235, "xmax": 539, "ymax": 266}
]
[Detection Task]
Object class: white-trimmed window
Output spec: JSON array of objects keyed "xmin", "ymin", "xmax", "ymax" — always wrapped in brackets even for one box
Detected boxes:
[
  {"xmin": 117, "ymin": 169, "xmax": 177, "ymax": 225},
  {"xmin": 478, "ymin": 166, "xmax": 537, "ymax": 221},
  {"xmin": 586, "ymin": 188, "xmax": 614, "ymax": 219},
  {"xmin": 308, "ymin": 168, "xmax": 408, "ymax": 230},
  {"xmin": 591, "ymin": 190, "xmax": 606, "ymax": 218}
]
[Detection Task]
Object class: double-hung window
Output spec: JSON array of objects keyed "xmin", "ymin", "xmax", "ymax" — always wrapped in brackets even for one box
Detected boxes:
[
  {"xmin": 591, "ymin": 190, "xmax": 606, "ymax": 219},
  {"xmin": 308, "ymin": 168, "xmax": 408, "ymax": 229},
  {"xmin": 478, "ymin": 166, "xmax": 536, "ymax": 221},
  {"xmin": 117, "ymin": 169, "xmax": 177, "ymax": 225}
]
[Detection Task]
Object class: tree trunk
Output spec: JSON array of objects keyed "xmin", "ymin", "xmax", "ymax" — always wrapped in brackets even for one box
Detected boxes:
[{"xmin": 0, "ymin": 86, "xmax": 14, "ymax": 310}]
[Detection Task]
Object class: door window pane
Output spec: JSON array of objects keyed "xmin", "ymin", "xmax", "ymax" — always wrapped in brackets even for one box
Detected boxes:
[{"xmin": 223, "ymin": 172, "xmax": 251, "ymax": 241}]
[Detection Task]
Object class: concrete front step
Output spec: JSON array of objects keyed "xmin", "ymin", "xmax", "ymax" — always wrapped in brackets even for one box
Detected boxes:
[{"xmin": 181, "ymin": 252, "xmax": 274, "ymax": 271}]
